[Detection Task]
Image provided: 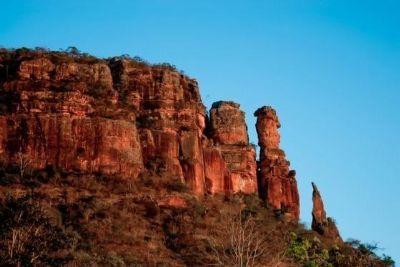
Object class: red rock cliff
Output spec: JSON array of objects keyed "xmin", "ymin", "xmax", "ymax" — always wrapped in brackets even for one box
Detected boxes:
[
  {"xmin": 0, "ymin": 53, "xmax": 143, "ymax": 179},
  {"xmin": 254, "ymin": 106, "xmax": 299, "ymax": 220},
  {"xmin": 108, "ymin": 57, "xmax": 207, "ymax": 195},
  {"xmin": 0, "ymin": 50, "xmax": 298, "ymax": 205},
  {"xmin": 205, "ymin": 101, "xmax": 257, "ymax": 194}
]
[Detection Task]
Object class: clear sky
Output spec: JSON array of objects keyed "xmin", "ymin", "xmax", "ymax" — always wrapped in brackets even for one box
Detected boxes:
[{"xmin": 1, "ymin": 0, "xmax": 399, "ymax": 263}]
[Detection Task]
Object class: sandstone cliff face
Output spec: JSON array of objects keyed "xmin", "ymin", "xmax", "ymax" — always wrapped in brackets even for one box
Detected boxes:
[
  {"xmin": 1, "ymin": 50, "xmax": 303, "ymax": 208},
  {"xmin": 0, "ymin": 52, "xmax": 142, "ymax": 179},
  {"xmin": 0, "ymin": 115, "xmax": 143, "ymax": 178},
  {"xmin": 108, "ymin": 58, "xmax": 207, "ymax": 195},
  {"xmin": 206, "ymin": 101, "xmax": 257, "ymax": 194},
  {"xmin": 254, "ymin": 106, "xmax": 300, "ymax": 220},
  {"xmin": 0, "ymin": 50, "xmax": 259, "ymax": 197},
  {"xmin": 311, "ymin": 182, "xmax": 342, "ymax": 242}
]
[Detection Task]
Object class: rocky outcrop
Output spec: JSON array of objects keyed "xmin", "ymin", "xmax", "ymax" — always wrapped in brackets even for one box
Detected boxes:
[
  {"xmin": 0, "ymin": 52, "xmax": 142, "ymax": 179},
  {"xmin": 0, "ymin": 50, "xmax": 260, "ymax": 196},
  {"xmin": 311, "ymin": 182, "xmax": 342, "ymax": 241},
  {"xmin": 0, "ymin": 49, "xmax": 301, "ymax": 204},
  {"xmin": 254, "ymin": 106, "xmax": 299, "ymax": 220},
  {"xmin": 108, "ymin": 58, "xmax": 207, "ymax": 195},
  {"xmin": 206, "ymin": 101, "xmax": 257, "ymax": 194},
  {"xmin": 208, "ymin": 101, "xmax": 249, "ymax": 145}
]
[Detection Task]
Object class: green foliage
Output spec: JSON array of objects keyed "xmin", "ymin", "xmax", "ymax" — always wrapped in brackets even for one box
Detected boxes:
[
  {"xmin": 66, "ymin": 46, "xmax": 80, "ymax": 55},
  {"xmin": 287, "ymin": 234, "xmax": 395, "ymax": 267},
  {"xmin": 153, "ymin": 62, "xmax": 178, "ymax": 71},
  {"xmin": 287, "ymin": 233, "xmax": 311, "ymax": 262},
  {"xmin": 286, "ymin": 233, "xmax": 331, "ymax": 267},
  {"xmin": 347, "ymin": 238, "xmax": 379, "ymax": 256},
  {"xmin": 345, "ymin": 239, "xmax": 395, "ymax": 267},
  {"xmin": 382, "ymin": 254, "xmax": 395, "ymax": 266}
]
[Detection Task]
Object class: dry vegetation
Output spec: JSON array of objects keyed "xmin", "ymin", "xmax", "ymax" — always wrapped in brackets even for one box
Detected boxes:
[{"xmin": 0, "ymin": 158, "xmax": 394, "ymax": 267}]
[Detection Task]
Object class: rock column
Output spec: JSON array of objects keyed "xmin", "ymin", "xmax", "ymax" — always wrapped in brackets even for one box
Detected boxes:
[
  {"xmin": 205, "ymin": 101, "xmax": 257, "ymax": 194},
  {"xmin": 312, "ymin": 182, "xmax": 342, "ymax": 241},
  {"xmin": 254, "ymin": 106, "xmax": 299, "ymax": 220}
]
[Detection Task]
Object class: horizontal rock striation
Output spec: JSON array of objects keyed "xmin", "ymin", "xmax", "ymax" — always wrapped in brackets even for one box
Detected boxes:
[
  {"xmin": 0, "ymin": 49, "xmax": 260, "ymax": 197},
  {"xmin": 0, "ymin": 49, "xmax": 303, "ymax": 222},
  {"xmin": 0, "ymin": 51, "xmax": 143, "ymax": 179},
  {"xmin": 108, "ymin": 57, "xmax": 207, "ymax": 195},
  {"xmin": 206, "ymin": 101, "xmax": 257, "ymax": 194}
]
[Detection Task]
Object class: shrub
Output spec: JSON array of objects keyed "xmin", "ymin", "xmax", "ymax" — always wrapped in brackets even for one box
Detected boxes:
[
  {"xmin": 166, "ymin": 179, "xmax": 189, "ymax": 192},
  {"xmin": 243, "ymin": 193, "xmax": 263, "ymax": 216},
  {"xmin": 286, "ymin": 233, "xmax": 331, "ymax": 266},
  {"xmin": 286, "ymin": 233, "xmax": 311, "ymax": 262},
  {"xmin": 381, "ymin": 254, "xmax": 395, "ymax": 266},
  {"xmin": 205, "ymin": 212, "xmax": 268, "ymax": 266},
  {"xmin": 193, "ymin": 202, "xmax": 207, "ymax": 217},
  {"xmin": 144, "ymin": 201, "xmax": 159, "ymax": 219},
  {"xmin": 104, "ymin": 251, "xmax": 126, "ymax": 266},
  {"xmin": 0, "ymin": 195, "xmax": 75, "ymax": 266},
  {"xmin": 347, "ymin": 238, "xmax": 379, "ymax": 256}
]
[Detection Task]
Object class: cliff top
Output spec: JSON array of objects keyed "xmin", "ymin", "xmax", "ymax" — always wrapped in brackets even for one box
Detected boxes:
[{"xmin": 211, "ymin": 101, "xmax": 240, "ymax": 109}]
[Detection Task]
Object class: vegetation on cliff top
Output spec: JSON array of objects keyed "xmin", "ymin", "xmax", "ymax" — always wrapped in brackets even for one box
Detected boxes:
[{"xmin": 0, "ymin": 46, "xmax": 183, "ymax": 73}]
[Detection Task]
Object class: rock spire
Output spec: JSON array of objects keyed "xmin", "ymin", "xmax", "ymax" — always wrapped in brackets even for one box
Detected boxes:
[
  {"xmin": 254, "ymin": 106, "xmax": 299, "ymax": 220},
  {"xmin": 312, "ymin": 182, "xmax": 342, "ymax": 242}
]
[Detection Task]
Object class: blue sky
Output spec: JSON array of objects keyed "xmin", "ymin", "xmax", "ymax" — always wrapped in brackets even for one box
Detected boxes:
[{"xmin": 1, "ymin": 0, "xmax": 399, "ymax": 263}]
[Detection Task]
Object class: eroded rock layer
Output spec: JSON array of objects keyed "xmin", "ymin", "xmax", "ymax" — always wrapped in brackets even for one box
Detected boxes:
[
  {"xmin": 206, "ymin": 101, "xmax": 257, "ymax": 194},
  {"xmin": 254, "ymin": 106, "xmax": 300, "ymax": 220},
  {"xmin": 108, "ymin": 58, "xmax": 207, "ymax": 195},
  {"xmin": 0, "ymin": 52, "xmax": 143, "ymax": 179},
  {"xmin": 0, "ymin": 50, "xmax": 302, "ymax": 208},
  {"xmin": 0, "ymin": 50, "xmax": 260, "ymax": 196}
]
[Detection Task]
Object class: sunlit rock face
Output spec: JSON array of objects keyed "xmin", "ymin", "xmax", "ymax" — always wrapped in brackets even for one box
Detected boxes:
[
  {"xmin": 0, "ymin": 51, "xmax": 208, "ymax": 194},
  {"xmin": 254, "ymin": 106, "xmax": 299, "ymax": 220},
  {"xmin": 0, "ymin": 52, "xmax": 143, "ymax": 179},
  {"xmin": 207, "ymin": 101, "xmax": 257, "ymax": 194},
  {"xmin": 311, "ymin": 182, "xmax": 342, "ymax": 242},
  {"xmin": 0, "ymin": 50, "xmax": 301, "ymax": 203},
  {"xmin": 203, "ymin": 145, "xmax": 230, "ymax": 195},
  {"xmin": 108, "ymin": 58, "xmax": 207, "ymax": 195},
  {"xmin": 0, "ymin": 115, "xmax": 143, "ymax": 178}
]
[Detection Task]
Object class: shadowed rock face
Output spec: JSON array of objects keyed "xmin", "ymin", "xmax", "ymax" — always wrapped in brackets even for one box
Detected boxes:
[
  {"xmin": 254, "ymin": 106, "xmax": 300, "ymax": 220},
  {"xmin": 312, "ymin": 182, "xmax": 342, "ymax": 242}
]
